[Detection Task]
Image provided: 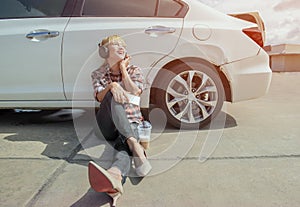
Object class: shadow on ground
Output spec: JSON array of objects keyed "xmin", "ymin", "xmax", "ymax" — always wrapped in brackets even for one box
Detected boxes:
[
  {"xmin": 70, "ymin": 189, "xmax": 112, "ymax": 207},
  {"xmin": 1, "ymin": 109, "xmax": 237, "ymax": 160},
  {"xmin": 0, "ymin": 109, "xmax": 237, "ymax": 206}
]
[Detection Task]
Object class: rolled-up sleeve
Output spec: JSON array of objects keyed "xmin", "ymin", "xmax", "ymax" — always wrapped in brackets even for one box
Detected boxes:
[
  {"xmin": 129, "ymin": 66, "xmax": 145, "ymax": 92},
  {"xmin": 91, "ymin": 69, "xmax": 105, "ymax": 101}
]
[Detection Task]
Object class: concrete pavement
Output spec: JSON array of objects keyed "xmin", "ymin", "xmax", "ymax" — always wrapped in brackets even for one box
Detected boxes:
[{"xmin": 1, "ymin": 72, "xmax": 300, "ymax": 207}]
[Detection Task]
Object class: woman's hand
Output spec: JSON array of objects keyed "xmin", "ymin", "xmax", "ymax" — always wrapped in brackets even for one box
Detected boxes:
[
  {"xmin": 110, "ymin": 82, "xmax": 128, "ymax": 104},
  {"xmin": 119, "ymin": 54, "xmax": 131, "ymax": 73}
]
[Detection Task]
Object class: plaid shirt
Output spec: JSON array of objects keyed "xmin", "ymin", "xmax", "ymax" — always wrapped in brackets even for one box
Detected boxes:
[{"xmin": 91, "ymin": 64, "xmax": 145, "ymax": 123}]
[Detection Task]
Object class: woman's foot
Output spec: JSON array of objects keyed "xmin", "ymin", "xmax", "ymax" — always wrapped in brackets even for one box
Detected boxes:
[
  {"xmin": 135, "ymin": 159, "xmax": 152, "ymax": 177},
  {"xmin": 88, "ymin": 161, "xmax": 123, "ymax": 193},
  {"xmin": 127, "ymin": 137, "xmax": 152, "ymax": 176},
  {"xmin": 107, "ymin": 167, "xmax": 123, "ymax": 181}
]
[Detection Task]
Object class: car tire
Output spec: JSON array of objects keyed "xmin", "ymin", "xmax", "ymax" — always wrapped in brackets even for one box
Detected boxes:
[{"xmin": 156, "ymin": 60, "xmax": 225, "ymax": 129}]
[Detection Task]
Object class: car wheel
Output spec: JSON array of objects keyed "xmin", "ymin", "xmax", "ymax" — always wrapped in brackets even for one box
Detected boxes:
[{"xmin": 156, "ymin": 61, "xmax": 224, "ymax": 129}]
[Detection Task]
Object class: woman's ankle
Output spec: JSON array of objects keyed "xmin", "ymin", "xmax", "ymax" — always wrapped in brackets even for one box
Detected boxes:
[{"xmin": 107, "ymin": 167, "xmax": 122, "ymax": 181}]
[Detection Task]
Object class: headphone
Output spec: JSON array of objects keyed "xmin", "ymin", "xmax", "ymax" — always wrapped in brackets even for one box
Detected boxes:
[{"xmin": 98, "ymin": 43, "xmax": 109, "ymax": 59}]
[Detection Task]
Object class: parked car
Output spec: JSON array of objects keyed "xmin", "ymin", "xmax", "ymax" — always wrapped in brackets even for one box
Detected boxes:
[{"xmin": 0, "ymin": 0, "xmax": 272, "ymax": 128}]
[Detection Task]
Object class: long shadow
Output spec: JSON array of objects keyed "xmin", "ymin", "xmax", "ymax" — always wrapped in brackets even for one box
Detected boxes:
[
  {"xmin": 0, "ymin": 109, "xmax": 143, "ymax": 206},
  {"xmin": 1, "ymin": 108, "xmax": 236, "ymax": 158},
  {"xmin": 150, "ymin": 111, "xmax": 237, "ymax": 133},
  {"xmin": 1, "ymin": 110, "xmax": 80, "ymax": 160},
  {"xmin": 1, "ymin": 109, "xmax": 237, "ymax": 206},
  {"xmin": 70, "ymin": 189, "xmax": 111, "ymax": 207},
  {"xmin": 1, "ymin": 108, "xmax": 237, "ymax": 171},
  {"xmin": 0, "ymin": 110, "xmax": 121, "ymax": 206}
]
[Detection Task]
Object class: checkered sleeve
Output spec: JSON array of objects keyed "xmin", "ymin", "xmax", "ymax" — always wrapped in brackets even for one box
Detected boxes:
[
  {"xmin": 129, "ymin": 65, "xmax": 145, "ymax": 92},
  {"xmin": 91, "ymin": 68, "xmax": 105, "ymax": 101}
]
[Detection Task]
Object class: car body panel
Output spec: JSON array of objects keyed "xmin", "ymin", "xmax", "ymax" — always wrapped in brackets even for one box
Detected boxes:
[
  {"xmin": 0, "ymin": 100, "xmax": 72, "ymax": 109},
  {"xmin": 141, "ymin": 0, "xmax": 271, "ymax": 107},
  {"xmin": 63, "ymin": 17, "xmax": 183, "ymax": 102},
  {"xmin": 0, "ymin": 18, "xmax": 69, "ymax": 101},
  {"xmin": 182, "ymin": 0, "xmax": 261, "ymax": 63},
  {"xmin": 220, "ymin": 48, "xmax": 272, "ymax": 102}
]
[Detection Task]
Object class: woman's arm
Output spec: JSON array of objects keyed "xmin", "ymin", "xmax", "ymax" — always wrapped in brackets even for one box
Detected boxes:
[
  {"xmin": 120, "ymin": 57, "xmax": 142, "ymax": 96},
  {"xmin": 95, "ymin": 84, "xmax": 111, "ymax": 102},
  {"xmin": 96, "ymin": 82, "xmax": 129, "ymax": 103},
  {"xmin": 122, "ymin": 72, "xmax": 142, "ymax": 96}
]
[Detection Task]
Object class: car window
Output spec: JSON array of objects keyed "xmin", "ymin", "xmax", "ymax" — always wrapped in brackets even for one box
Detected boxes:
[
  {"xmin": 0, "ymin": 0, "xmax": 67, "ymax": 19},
  {"xmin": 82, "ymin": 0, "xmax": 188, "ymax": 18},
  {"xmin": 157, "ymin": 0, "xmax": 183, "ymax": 17},
  {"xmin": 82, "ymin": 0, "xmax": 156, "ymax": 17}
]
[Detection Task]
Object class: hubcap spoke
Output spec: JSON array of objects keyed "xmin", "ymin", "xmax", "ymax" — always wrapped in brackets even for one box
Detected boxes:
[
  {"xmin": 188, "ymin": 103, "xmax": 196, "ymax": 123},
  {"xmin": 195, "ymin": 73, "xmax": 209, "ymax": 93},
  {"xmin": 195, "ymin": 100, "xmax": 209, "ymax": 119},
  {"xmin": 175, "ymin": 102, "xmax": 189, "ymax": 120},
  {"xmin": 167, "ymin": 87, "xmax": 186, "ymax": 99},
  {"xmin": 166, "ymin": 87, "xmax": 188, "ymax": 108},
  {"xmin": 197, "ymin": 99, "xmax": 217, "ymax": 107},
  {"xmin": 197, "ymin": 85, "xmax": 217, "ymax": 94},
  {"xmin": 167, "ymin": 97, "xmax": 187, "ymax": 108},
  {"xmin": 173, "ymin": 75, "xmax": 189, "ymax": 91},
  {"xmin": 187, "ymin": 71, "xmax": 195, "ymax": 91}
]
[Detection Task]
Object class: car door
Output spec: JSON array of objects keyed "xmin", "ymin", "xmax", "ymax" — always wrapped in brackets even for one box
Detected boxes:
[
  {"xmin": 0, "ymin": 0, "xmax": 70, "ymax": 101},
  {"xmin": 62, "ymin": 0, "xmax": 187, "ymax": 103}
]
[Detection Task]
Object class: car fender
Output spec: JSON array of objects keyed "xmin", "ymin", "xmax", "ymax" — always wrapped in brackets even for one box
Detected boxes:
[
  {"xmin": 182, "ymin": 0, "xmax": 261, "ymax": 62},
  {"xmin": 140, "ymin": 42, "xmax": 225, "ymax": 108}
]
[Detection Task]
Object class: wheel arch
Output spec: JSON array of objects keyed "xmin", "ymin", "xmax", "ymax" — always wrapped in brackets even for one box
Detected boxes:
[{"xmin": 150, "ymin": 57, "xmax": 232, "ymax": 104}]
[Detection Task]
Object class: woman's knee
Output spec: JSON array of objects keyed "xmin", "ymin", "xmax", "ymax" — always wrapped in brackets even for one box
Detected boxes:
[{"xmin": 102, "ymin": 91, "xmax": 113, "ymax": 104}]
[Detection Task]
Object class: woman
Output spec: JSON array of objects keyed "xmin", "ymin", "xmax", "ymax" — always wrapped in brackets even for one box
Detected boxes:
[{"xmin": 89, "ymin": 35, "xmax": 151, "ymax": 206}]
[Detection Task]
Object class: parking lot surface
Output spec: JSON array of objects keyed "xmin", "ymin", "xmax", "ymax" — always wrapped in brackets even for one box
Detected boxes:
[{"xmin": 1, "ymin": 72, "xmax": 300, "ymax": 207}]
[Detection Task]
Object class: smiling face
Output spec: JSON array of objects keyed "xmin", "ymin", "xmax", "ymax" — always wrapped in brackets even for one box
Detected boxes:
[
  {"xmin": 107, "ymin": 41, "xmax": 127, "ymax": 61},
  {"xmin": 99, "ymin": 35, "xmax": 127, "ymax": 61}
]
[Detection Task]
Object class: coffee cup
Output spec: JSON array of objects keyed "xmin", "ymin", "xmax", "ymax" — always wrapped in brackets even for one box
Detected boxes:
[{"xmin": 138, "ymin": 121, "xmax": 152, "ymax": 150}]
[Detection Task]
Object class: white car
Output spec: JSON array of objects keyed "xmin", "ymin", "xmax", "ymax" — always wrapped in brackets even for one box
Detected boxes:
[{"xmin": 0, "ymin": 0, "xmax": 272, "ymax": 128}]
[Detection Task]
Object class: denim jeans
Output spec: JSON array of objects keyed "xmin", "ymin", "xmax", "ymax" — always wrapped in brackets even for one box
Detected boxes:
[{"xmin": 96, "ymin": 92, "xmax": 139, "ymax": 177}]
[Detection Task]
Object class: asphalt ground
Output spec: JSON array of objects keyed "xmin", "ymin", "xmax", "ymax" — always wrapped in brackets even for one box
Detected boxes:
[{"xmin": 0, "ymin": 72, "xmax": 300, "ymax": 207}]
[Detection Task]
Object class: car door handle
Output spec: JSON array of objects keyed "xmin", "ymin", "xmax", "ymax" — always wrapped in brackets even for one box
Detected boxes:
[
  {"xmin": 145, "ymin": 26, "xmax": 176, "ymax": 36},
  {"xmin": 26, "ymin": 30, "xmax": 60, "ymax": 39}
]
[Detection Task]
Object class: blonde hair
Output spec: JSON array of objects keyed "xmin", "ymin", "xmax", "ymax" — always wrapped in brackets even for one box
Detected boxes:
[{"xmin": 100, "ymin": 34, "xmax": 127, "ymax": 47}]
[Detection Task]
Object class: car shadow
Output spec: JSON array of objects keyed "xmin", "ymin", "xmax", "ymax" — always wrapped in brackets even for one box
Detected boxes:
[
  {"xmin": 0, "ymin": 110, "xmax": 80, "ymax": 160},
  {"xmin": 1, "ymin": 109, "xmax": 237, "ymax": 207},
  {"xmin": 150, "ymin": 111, "xmax": 237, "ymax": 133},
  {"xmin": 1, "ymin": 108, "xmax": 237, "ymax": 168}
]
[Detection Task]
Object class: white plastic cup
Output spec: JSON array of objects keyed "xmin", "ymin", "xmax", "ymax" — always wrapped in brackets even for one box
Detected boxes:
[{"xmin": 138, "ymin": 121, "xmax": 152, "ymax": 149}]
